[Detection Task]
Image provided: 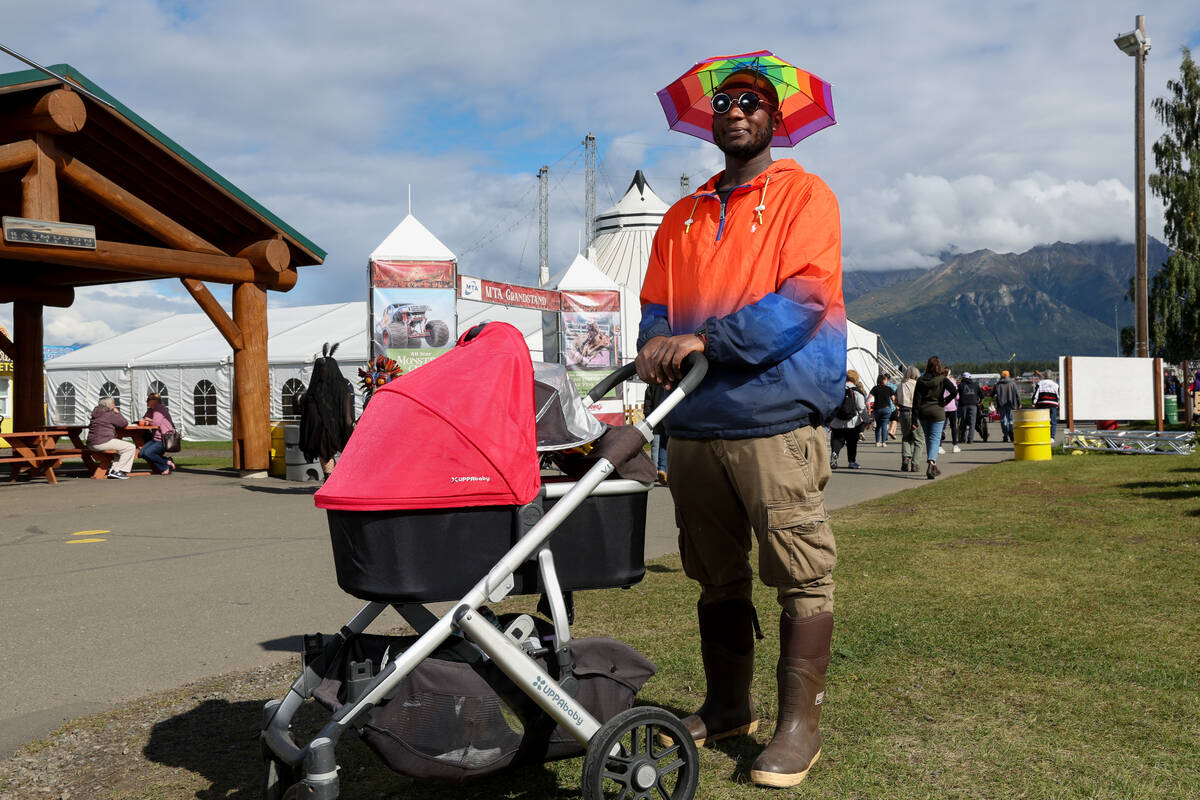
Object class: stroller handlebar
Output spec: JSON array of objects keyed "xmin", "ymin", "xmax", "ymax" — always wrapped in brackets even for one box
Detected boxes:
[{"xmin": 585, "ymin": 353, "xmax": 709, "ymax": 427}]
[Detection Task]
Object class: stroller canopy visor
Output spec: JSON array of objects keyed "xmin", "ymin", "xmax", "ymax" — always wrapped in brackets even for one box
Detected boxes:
[{"xmin": 315, "ymin": 322, "xmax": 540, "ymax": 511}]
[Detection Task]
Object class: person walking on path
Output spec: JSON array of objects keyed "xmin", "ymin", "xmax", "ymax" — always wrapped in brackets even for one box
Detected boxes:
[
  {"xmin": 636, "ymin": 64, "xmax": 843, "ymax": 789},
  {"xmin": 991, "ymin": 370, "xmax": 1021, "ymax": 442},
  {"xmin": 830, "ymin": 370, "xmax": 868, "ymax": 468},
  {"xmin": 956, "ymin": 372, "xmax": 981, "ymax": 444},
  {"xmin": 896, "ymin": 365, "xmax": 924, "ymax": 472},
  {"xmin": 869, "ymin": 373, "xmax": 895, "ymax": 447},
  {"xmin": 913, "ymin": 356, "xmax": 956, "ymax": 479},
  {"xmin": 943, "ymin": 370, "xmax": 961, "ymax": 453},
  {"xmin": 86, "ymin": 397, "xmax": 135, "ymax": 479},
  {"xmin": 1032, "ymin": 372, "xmax": 1061, "ymax": 441},
  {"xmin": 886, "ymin": 373, "xmax": 900, "ymax": 440}
]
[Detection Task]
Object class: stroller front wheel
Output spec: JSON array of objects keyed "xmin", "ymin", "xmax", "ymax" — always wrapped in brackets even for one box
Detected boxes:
[{"xmin": 582, "ymin": 706, "xmax": 699, "ymax": 800}]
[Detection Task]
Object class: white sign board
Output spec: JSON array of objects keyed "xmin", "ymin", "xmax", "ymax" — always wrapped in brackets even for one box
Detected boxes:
[{"xmin": 1059, "ymin": 356, "xmax": 1158, "ymax": 420}]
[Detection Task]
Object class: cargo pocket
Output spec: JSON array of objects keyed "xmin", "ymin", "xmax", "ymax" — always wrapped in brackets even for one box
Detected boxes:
[{"xmin": 759, "ymin": 498, "xmax": 835, "ymax": 587}]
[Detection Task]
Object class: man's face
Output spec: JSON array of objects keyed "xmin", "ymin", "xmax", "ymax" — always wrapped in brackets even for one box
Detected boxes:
[{"xmin": 711, "ymin": 73, "xmax": 781, "ymax": 159}]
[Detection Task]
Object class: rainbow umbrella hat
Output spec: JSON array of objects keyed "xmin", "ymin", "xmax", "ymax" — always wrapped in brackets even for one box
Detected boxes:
[{"xmin": 657, "ymin": 50, "xmax": 835, "ymax": 148}]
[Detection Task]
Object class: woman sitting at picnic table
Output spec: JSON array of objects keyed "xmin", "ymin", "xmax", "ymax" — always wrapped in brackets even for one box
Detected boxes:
[
  {"xmin": 87, "ymin": 397, "xmax": 136, "ymax": 480},
  {"xmin": 139, "ymin": 393, "xmax": 177, "ymax": 475}
]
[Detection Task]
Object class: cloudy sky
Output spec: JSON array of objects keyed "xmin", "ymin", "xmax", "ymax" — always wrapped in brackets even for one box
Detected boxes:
[{"xmin": 2, "ymin": 0, "xmax": 1197, "ymax": 344}]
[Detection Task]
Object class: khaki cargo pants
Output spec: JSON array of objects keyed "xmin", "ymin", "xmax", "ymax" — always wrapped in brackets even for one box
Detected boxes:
[{"xmin": 667, "ymin": 426, "xmax": 836, "ymax": 618}]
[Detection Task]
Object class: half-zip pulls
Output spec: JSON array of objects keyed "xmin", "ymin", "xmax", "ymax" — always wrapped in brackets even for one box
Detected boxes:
[{"xmin": 683, "ymin": 175, "xmax": 772, "ymax": 242}]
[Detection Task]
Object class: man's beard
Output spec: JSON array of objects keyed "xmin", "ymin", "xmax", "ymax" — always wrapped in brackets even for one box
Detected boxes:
[{"xmin": 715, "ymin": 124, "xmax": 774, "ymax": 159}]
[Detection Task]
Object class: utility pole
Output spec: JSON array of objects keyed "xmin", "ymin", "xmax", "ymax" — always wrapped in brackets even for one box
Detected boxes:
[
  {"xmin": 680, "ymin": 173, "xmax": 690, "ymax": 199},
  {"xmin": 1115, "ymin": 15, "xmax": 1151, "ymax": 357},
  {"xmin": 1134, "ymin": 15, "xmax": 1149, "ymax": 358},
  {"xmin": 538, "ymin": 165, "xmax": 549, "ymax": 287},
  {"xmin": 583, "ymin": 133, "xmax": 596, "ymax": 248}
]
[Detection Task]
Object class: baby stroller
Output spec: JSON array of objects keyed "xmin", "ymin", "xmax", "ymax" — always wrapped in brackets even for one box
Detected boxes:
[{"xmin": 260, "ymin": 322, "xmax": 706, "ymax": 799}]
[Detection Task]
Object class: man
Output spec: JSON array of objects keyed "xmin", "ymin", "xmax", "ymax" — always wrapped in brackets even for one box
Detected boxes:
[
  {"xmin": 956, "ymin": 371, "xmax": 981, "ymax": 443},
  {"xmin": 1032, "ymin": 372, "xmax": 1061, "ymax": 441},
  {"xmin": 991, "ymin": 370, "xmax": 1021, "ymax": 442},
  {"xmin": 636, "ymin": 68, "xmax": 843, "ymax": 788}
]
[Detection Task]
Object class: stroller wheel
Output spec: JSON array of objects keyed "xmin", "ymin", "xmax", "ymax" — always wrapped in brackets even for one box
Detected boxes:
[{"xmin": 582, "ymin": 706, "xmax": 699, "ymax": 800}]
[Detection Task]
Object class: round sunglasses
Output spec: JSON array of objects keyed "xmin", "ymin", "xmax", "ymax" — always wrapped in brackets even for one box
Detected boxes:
[{"xmin": 710, "ymin": 91, "xmax": 774, "ymax": 115}]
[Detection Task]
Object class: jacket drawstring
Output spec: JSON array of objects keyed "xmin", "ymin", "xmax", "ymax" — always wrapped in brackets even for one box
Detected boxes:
[
  {"xmin": 683, "ymin": 196, "xmax": 700, "ymax": 234},
  {"xmin": 754, "ymin": 175, "xmax": 771, "ymax": 227}
]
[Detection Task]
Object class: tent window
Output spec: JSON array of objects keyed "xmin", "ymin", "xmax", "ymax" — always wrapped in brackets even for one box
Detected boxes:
[
  {"xmin": 281, "ymin": 379, "xmax": 305, "ymax": 421},
  {"xmin": 193, "ymin": 380, "xmax": 218, "ymax": 426},
  {"xmin": 55, "ymin": 382, "xmax": 77, "ymax": 423},
  {"xmin": 98, "ymin": 381, "xmax": 121, "ymax": 408},
  {"xmin": 148, "ymin": 379, "xmax": 169, "ymax": 407}
]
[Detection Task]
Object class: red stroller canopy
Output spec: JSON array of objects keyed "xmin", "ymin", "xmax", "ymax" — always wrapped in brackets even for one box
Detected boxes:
[{"xmin": 315, "ymin": 322, "xmax": 539, "ymax": 511}]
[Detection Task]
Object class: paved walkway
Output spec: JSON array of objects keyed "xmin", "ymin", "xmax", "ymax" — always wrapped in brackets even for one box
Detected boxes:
[{"xmin": 0, "ymin": 437, "xmax": 1014, "ymax": 758}]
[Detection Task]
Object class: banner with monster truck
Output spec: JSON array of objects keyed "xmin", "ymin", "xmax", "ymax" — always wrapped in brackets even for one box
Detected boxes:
[{"xmin": 368, "ymin": 215, "xmax": 459, "ymax": 373}]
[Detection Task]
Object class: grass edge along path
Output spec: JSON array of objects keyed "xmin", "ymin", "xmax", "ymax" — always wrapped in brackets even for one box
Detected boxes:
[{"xmin": 1, "ymin": 450, "xmax": 1197, "ymax": 799}]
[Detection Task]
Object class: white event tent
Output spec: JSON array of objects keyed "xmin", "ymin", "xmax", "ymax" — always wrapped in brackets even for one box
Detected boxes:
[{"xmin": 44, "ymin": 303, "xmax": 369, "ymax": 440}]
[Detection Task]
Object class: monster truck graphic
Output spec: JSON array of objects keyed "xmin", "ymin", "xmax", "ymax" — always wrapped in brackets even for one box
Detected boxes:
[{"xmin": 375, "ymin": 303, "xmax": 451, "ymax": 350}]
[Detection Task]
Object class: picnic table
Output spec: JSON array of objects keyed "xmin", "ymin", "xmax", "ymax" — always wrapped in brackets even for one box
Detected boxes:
[
  {"xmin": 32, "ymin": 423, "xmax": 158, "ymax": 480},
  {"xmin": 2, "ymin": 429, "xmax": 67, "ymax": 484}
]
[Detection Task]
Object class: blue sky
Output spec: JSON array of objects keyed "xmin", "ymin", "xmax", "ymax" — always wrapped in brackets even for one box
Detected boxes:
[{"xmin": 2, "ymin": 0, "xmax": 1198, "ymax": 344}]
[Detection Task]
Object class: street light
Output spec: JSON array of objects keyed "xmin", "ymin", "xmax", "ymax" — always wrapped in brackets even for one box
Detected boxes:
[{"xmin": 1115, "ymin": 15, "xmax": 1151, "ymax": 358}]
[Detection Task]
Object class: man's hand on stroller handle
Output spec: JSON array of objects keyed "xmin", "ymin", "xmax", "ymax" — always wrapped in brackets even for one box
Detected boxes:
[{"xmin": 636, "ymin": 334, "xmax": 705, "ymax": 389}]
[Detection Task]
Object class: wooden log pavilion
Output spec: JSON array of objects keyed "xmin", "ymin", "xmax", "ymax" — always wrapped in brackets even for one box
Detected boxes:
[{"xmin": 0, "ymin": 64, "xmax": 324, "ymax": 471}]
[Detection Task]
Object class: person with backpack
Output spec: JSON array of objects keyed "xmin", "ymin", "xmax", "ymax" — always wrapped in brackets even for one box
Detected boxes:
[
  {"xmin": 913, "ymin": 356, "xmax": 957, "ymax": 479},
  {"xmin": 829, "ymin": 369, "xmax": 867, "ymax": 469},
  {"xmin": 990, "ymin": 370, "xmax": 1022, "ymax": 442},
  {"xmin": 956, "ymin": 372, "xmax": 981, "ymax": 444}
]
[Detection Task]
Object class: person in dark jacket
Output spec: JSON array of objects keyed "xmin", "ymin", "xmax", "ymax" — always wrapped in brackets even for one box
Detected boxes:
[
  {"xmin": 299, "ymin": 343, "xmax": 355, "ymax": 478},
  {"xmin": 956, "ymin": 372, "xmax": 981, "ymax": 444},
  {"xmin": 86, "ymin": 397, "xmax": 135, "ymax": 479},
  {"xmin": 912, "ymin": 356, "xmax": 956, "ymax": 479},
  {"xmin": 990, "ymin": 370, "xmax": 1022, "ymax": 442}
]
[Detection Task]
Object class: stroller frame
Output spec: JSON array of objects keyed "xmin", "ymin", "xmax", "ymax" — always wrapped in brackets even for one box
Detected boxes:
[{"xmin": 261, "ymin": 358, "xmax": 706, "ymax": 800}]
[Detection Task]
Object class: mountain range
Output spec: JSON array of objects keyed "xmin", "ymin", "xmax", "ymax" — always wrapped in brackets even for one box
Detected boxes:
[{"xmin": 845, "ymin": 239, "xmax": 1171, "ymax": 364}]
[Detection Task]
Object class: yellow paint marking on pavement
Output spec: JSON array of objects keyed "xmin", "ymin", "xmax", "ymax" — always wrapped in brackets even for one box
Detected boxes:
[
  {"xmin": 73, "ymin": 530, "xmax": 111, "ymax": 536},
  {"xmin": 67, "ymin": 538, "xmax": 107, "ymax": 544}
]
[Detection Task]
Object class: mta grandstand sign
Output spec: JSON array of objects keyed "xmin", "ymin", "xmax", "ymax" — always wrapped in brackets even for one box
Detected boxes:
[{"xmin": 458, "ymin": 275, "xmax": 561, "ymax": 311}]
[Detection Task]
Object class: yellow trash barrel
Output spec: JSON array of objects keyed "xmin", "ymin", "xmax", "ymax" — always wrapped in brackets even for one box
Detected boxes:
[
  {"xmin": 269, "ymin": 422, "xmax": 287, "ymax": 477},
  {"xmin": 1014, "ymin": 408, "xmax": 1051, "ymax": 461}
]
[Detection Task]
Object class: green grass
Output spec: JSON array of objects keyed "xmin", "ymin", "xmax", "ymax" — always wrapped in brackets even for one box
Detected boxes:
[{"xmin": 3, "ymin": 449, "xmax": 1198, "ymax": 798}]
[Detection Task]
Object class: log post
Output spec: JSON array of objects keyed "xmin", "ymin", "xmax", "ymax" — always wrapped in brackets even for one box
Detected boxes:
[
  {"xmin": 1154, "ymin": 357, "xmax": 1163, "ymax": 432},
  {"xmin": 232, "ymin": 281, "xmax": 270, "ymax": 471},
  {"xmin": 22, "ymin": 133, "xmax": 58, "ymax": 220},
  {"xmin": 13, "ymin": 301, "xmax": 44, "ymax": 430}
]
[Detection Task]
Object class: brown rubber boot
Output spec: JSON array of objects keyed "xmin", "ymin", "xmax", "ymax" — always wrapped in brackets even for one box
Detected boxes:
[
  {"xmin": 749, "ymin": 610, "xmax": 833, "ymax": 788},
  {"xmin": 668, "ymin": 598, "xmax": 759, "ymax": 746}
]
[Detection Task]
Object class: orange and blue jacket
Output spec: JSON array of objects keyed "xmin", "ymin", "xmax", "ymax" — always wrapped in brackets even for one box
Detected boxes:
[{"xmin": 638, "ymin": 159, "xmax": 846, "ymax": 438}]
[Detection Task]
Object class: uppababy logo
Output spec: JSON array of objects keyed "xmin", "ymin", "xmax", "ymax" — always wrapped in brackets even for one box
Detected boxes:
[
  {"xmin": 533, "ymin": 675, "xmax": 585, "ymax": 727},
  {"xmin": 450, "ymin": 475, "xmax": 492, "ymax": 484}
]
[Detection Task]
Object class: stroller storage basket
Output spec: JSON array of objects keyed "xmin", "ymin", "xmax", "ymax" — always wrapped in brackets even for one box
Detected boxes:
[
  {"xmin": 327, "ymin": 490, "xmax": 647, "ymax": 603},
  {"xmin": 311, "ymin": 630, "xmax": 656, "ymax": 781}
]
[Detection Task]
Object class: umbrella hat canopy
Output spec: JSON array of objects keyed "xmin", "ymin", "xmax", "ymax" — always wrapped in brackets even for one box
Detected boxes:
[{"xmin": 657, "ymin": 50, "xmax": 835, "ymax": 148}]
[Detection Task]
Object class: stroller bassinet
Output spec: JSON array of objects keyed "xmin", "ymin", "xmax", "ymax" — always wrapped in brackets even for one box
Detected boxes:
[{"xmin": 260, "ymin": 322, "xmax": 706, "ymax": 800}]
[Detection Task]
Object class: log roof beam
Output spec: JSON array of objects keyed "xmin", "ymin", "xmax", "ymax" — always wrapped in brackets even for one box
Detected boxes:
[
  {"xmin": 0, "ymin": 282, "xmax": 73, "ymax": 307},
  {"xmin": 3, "ymin": 88, "xmax": 87, "ymax": 135},
  {"xmin": 0, "ymin": 236, "xmax": 298, "ymax": 290},
  {"xmin": 0, "ymin": 138, "xmax": 36, "ymax": 173},
  {"xmin": 181, "ymin": 278, "xmax": 243, "ymax": 351}
]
